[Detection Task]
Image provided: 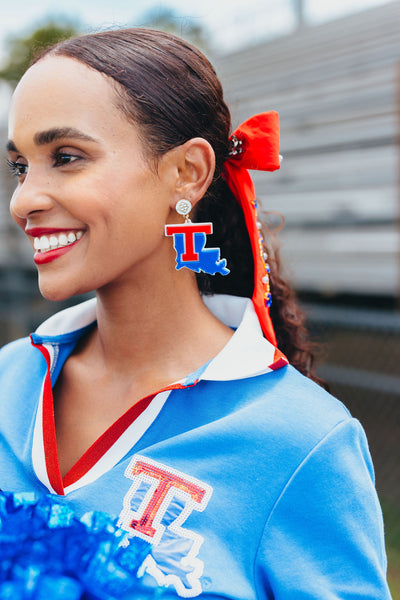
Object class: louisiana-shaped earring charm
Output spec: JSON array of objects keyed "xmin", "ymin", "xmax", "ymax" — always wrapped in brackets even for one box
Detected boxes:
[{"xmin": 165, "ymin": 199, "xmax": 229, "ymax": 276}]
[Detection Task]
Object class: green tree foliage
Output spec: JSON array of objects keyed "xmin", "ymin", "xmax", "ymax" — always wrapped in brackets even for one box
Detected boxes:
[
  {"xmin": 0, "ymin": 22, "xmax": 79, "ymax": 85},
  {"xmin": 138, "ymin": 7, "xmax": 208, "ymax": 52}
]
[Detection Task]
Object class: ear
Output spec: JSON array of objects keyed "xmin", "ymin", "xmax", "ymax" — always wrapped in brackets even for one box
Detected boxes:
[{"xmin": 164, "ymin": 138, "xmax": 215, "ymax": 210}]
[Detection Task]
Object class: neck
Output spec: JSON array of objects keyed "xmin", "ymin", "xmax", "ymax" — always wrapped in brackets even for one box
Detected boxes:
[{"xmin": 83, "ymin": 261, "xmax": 233, "ymax": 389}]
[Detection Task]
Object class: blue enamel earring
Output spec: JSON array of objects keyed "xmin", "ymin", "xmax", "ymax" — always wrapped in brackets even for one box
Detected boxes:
[{"xmin": 165, "ymin": 200, "xmax": 229, "ymax": 276}]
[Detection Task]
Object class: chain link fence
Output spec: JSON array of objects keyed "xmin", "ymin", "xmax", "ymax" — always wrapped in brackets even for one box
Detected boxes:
[{"xmin": 304, "ymin": 302, "xmax": 400, "ymax": 596}]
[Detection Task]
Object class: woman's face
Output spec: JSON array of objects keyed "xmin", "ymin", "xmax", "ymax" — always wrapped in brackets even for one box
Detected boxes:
[{"xmin": 7, "ymin": 56, "xmax": 175, "ymax": 301}]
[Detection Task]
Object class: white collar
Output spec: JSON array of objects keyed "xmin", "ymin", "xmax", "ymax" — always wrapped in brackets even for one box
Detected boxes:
[
  {"xmin": 200, "ymin": 295, "xmax": 286, "ymax": 380},
  {"xmin": 35, "ymin": 294, "xmax": 287, "ymax": 381}
]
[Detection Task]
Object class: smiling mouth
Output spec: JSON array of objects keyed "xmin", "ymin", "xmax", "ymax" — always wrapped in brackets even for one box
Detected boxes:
[{"xmin": 34, "ymin": 231, "xmax": 84, "ymax": 253}]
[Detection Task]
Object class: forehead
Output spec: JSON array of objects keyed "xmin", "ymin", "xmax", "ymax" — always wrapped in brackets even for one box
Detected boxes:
[{"xmin": 8, "ymin": 56, "xmax": 125, "ymax": 139}]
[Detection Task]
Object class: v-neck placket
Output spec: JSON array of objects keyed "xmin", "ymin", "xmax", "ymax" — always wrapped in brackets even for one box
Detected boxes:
[
  {"xmin": 29, "ymin": 294, "xmax": 288, "ymax": 496},
  {"xmin": 30, "ymin": 338, "xmax": 202, "ymax": 496}
]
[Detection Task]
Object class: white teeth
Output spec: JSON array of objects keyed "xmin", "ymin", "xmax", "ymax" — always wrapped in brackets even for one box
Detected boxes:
[
  {"xmin": 39, "ymin": 236, "xmax": 50, "ymax": 251},
  {"xmin": 33, "ymin": 230, "xmax": 84, "ymax": 253},
  {"xmin": 58, "ymin": 234, "xmax": 68, "ymax": 247}
]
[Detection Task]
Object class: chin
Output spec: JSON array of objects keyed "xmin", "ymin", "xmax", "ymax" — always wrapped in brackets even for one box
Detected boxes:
[
  {"xmin": 38, "ymin": 275, "xmax": 93, "ymax": 303},
  {"xmin": 39, "ymin": 287, "xmax": 74, "ymax": 303}
]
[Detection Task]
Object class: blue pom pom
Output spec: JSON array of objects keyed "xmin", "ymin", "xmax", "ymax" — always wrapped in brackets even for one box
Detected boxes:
[
  {"xmin": 0, "ymin": 492, "xmax": 153, "ymax": 599},
  {"xmin": 0, "ymin": 581, "xmax": 24, "ymax": 599},
  {"xmin": 34, "ymin": 575, "xmax": 83, "ymax": 600}
]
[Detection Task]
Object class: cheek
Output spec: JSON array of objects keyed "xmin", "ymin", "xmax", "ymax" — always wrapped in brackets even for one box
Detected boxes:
[
  {"xmin": 64, "ymin": 166, "xmax": 169, "ymax": 239},
  {"xmin": 105, "ymin": 176, "xmax": 170, "ymax": 229}
]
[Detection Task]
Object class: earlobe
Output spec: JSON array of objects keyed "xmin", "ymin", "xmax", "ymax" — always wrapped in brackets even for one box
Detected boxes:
[{"xmin": 173, "ymin": 138, "xmax": 215, "ymax": 209}]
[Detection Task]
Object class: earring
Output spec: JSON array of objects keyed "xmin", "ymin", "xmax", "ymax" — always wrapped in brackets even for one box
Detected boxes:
[{"xmin": 165, "ymin": 200, "xmax": 229, "ymax": 276}]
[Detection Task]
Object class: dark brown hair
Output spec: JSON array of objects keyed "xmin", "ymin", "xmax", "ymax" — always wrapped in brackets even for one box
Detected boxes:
[{"xmin": 35, "ymin": 28, "xmax": 324, "ymax": 385}]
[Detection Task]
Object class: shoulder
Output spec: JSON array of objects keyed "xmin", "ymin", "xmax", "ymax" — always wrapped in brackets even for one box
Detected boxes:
[
  {"xmin": 0, "ymin": 336, "xmax": 42, "ymax": 385},
  {"xmin": 223, "ymin": 364, "xmax": 352, "ymax": 448},
  {"xmin": 0, "ymin": 336, "xmax": 34, "ymax": 365},
  {"xmin": 195, "ymin": 365, "xmax": 356, "ymax": 495},
  {"xmin": 0, "ymin": 337, "xmax": 47, "ymax": 408},
  {"xmin": 269, "ymin": 363, "xmax": 351, "ymax": 423}
]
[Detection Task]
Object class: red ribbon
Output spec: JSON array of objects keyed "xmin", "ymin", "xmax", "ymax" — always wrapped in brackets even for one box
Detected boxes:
[{"xmin": 223, "ymin": 112, "xmax": 281, "ymax": 346}]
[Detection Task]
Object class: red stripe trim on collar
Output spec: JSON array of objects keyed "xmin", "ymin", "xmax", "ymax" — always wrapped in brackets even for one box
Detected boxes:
[
  {"xmin": 31, "ymin": 337, "xmax": 200, "ymax": 492},
  {"xmin": 62, "ymin": 380, "xmax": 198, "ymax": 488},
  {"xmin": 62, "ymin": 392, "xmax": 156, "ymax": 487},
  {"xmin": 271, "ymin": 347, "xmax": 289, "ymax": 371},
  {"xmin": 31, "ymin": 341, "xmax": 64, "ymax": 496}
]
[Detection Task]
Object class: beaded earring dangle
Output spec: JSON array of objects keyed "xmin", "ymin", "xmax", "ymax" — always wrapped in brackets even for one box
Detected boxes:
[
  {"xmin": 253, "ymin": 201, "xmax": 272, "ymax": 308},
  {"xmin": 165, "ymin": 200, "xmax": 229, "ymax": 276}
]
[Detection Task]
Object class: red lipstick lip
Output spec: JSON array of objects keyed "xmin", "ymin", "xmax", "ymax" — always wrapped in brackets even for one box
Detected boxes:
[
  {"xmin": 33, "ymin": 240, "xmax": 80, "ymax": 265},
  {"xmin": 25, "ymin": 227, "xmax": 84, "ymax": 237}
]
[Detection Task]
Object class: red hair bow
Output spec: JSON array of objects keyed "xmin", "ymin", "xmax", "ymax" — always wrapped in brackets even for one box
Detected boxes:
[{"xmin": 223, "ymin": 112, "xmax": 282, "ymax": 348}]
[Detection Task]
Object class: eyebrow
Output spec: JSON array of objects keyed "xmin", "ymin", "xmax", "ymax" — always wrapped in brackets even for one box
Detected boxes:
[{"xmin": 6, "ymin": 127, "xmax": 99, "ymax": 153}]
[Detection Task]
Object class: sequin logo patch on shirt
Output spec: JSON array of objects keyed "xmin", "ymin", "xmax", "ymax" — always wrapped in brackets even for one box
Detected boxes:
[{"xmin": 118, "ymin": 455, "xmax": 213, "ymax": 597}]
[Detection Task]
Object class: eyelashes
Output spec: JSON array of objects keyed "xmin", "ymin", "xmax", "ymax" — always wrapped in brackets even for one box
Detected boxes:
[
  {"xmin": 6, "ymin": 158, "xmax": 27, "ymax": 178},
  {"xmin": 6, "ymin": 153, "xmax": 81, "ymax": 178},
  {"xmin": 51, "ymin": 152, "xmax": 81, "ymax": 167}
]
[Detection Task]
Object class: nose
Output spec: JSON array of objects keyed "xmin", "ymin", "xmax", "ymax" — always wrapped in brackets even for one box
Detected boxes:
[{"xmin": 10, "ymin": 172, "xmax": 55, "ymax": 226}]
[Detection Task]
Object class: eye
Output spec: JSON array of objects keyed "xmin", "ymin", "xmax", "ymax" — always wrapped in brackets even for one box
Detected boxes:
[
  {"xmin": 6, "ymin": 158, "xmax": 28, "ymax": 178},
  {"xmin": 52, "ymin": 152, "xmax": 81, "ymax": 167}
]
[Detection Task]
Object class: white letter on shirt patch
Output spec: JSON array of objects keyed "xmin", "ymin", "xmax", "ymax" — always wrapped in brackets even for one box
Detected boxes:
[{"xmin": 118, "ymin": 455, "xmax": 213, "ymax": 597}]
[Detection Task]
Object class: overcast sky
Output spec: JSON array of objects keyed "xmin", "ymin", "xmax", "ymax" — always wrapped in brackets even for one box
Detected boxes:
[{"xmin": 0, "ymin": 0, "xmax": 392, "ymax": 61}]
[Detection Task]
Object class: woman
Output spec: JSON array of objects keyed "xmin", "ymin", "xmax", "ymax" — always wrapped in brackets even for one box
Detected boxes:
[{"xmin": 0, "ymin": 29, "xmax": 391, "ymax": 598}]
